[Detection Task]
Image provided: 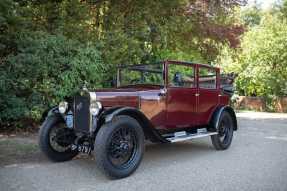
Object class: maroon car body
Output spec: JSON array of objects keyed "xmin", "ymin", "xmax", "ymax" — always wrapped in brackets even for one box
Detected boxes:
[
  {"xmin": 96, "ymin": 60, "xmax": 231, "ymax": 131},
  {"xmin": 39, "ymin": 60, "xmax": 237, "ymax": 179}
]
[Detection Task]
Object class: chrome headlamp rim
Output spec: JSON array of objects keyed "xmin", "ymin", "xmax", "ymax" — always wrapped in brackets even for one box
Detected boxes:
[
  {"xmin": 58, "ymin": 101, "xmax": 68, "ymax": 114},
  {"xmin": 90, "ymin": 101, "xmax": 102, "ymax": 116}
]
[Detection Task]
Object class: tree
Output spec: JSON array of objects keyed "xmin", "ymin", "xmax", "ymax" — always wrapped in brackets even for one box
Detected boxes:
[
  {"xmin": 217, "ymin": 12, "xmax": 287, "ymax": 97},
  {"xmin": 89, "ymin": 0, "xmax": 246, "ymax": 63},
  {"xmin": 0, "ymin": 31, "xmax": 105, "ymax": 126},
  {"xmin": 0, "ymin": 0, "xmax": 247, "ymax": 128},
  {"xmin": 241, "ymin": 4, "xmax": 262, "ymax": 27},
  {"xmin": 280, "ymin": 0, "xmax": 287, "ymax": 17}
]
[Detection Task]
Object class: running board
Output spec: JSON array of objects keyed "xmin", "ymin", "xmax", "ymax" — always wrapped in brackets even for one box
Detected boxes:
[{"xmin": 164, "ymin": 130, "xmax": 218, "ymax": 143}]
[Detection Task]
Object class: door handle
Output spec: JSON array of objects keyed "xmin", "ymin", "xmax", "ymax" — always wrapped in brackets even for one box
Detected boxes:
[{"xmin": 195, "ymin": 93, "xmax": 200, "ymax": 97}]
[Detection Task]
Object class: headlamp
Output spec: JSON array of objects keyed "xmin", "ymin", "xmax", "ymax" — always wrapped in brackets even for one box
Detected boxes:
[
  {"xmin": 90, "ymin": 101, "xmax": 102, "ymax": 116},
  {"xmin": 58, "ymin": 101, "xmax": 68, "ymax": 114}
]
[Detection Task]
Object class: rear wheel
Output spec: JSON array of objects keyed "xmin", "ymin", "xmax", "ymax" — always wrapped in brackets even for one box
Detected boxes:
[
  {"xmin": 94, "ymin": 115, "xmax": 145, "ymax": 179},
  {"xmin": 39, "ymin": 115, "xmax": 78, "ymax": 162},
  {"xmin": 211, "ymin": 111, "xmax": 234, "ymax": 150}
]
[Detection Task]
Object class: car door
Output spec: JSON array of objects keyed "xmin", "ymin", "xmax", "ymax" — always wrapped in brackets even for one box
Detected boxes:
[
  {"xmin": 197, "ymin": 66, "xmax": 220, "ymax": 125},
  {"xmin": 166, "ymin": 63, "xmax": 197, "ymax": 128}
]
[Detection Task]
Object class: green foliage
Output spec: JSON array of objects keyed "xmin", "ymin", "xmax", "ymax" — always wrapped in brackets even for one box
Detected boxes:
[
  {"xmin": 240, "ymin": 5, "xmax": 262, "ymax": 27},
  {"xmin": 0, "ymin": 0, "xmax": 20, "ymax": 57},
  {"xmin": 0, "ymin": 0, "xmax": 246, "ymax": 128},
  {"xmin": 217, "ymin": 12, "xmax": 287, "ymax": 98},
  {"xmin": 0, "ymin": 31, "xmax": 105, "ymax": 124},
  {"xmin": 281, "ymin": 0, "xmax": 287, "ymax": 17}
]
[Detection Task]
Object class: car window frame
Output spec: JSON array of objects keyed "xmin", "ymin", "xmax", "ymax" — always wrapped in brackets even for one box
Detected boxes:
[
  {"xmin": 197, "ymin": 66, "xmax": 219, "ymax": 90},
  {"xmin": 166, "ymin": 62, "xmax": 196, "ymax": 89}
]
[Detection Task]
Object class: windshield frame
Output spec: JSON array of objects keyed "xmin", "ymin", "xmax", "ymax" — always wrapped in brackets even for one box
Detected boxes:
[{"xmin": 117, "ymin": 63, "xmax": 165, "ymax": 87}]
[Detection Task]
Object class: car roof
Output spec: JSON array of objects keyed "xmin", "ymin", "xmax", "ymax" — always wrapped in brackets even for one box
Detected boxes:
[{"xmin": 166, "ymin": 60, "xmax": 219, "ymax": 70}]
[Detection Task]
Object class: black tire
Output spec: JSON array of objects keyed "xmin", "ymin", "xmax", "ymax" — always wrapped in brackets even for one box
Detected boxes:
[
  {"xmin": 211, "ymin": 111, "xmax": 234, "ymax": 150},
  {"xmin": 94, "ymin": 115, "xmax": 145, "ymax": 179},
  {"xmin": 39, "ymin": 115, "xmax": 78, "ymax": 162}
]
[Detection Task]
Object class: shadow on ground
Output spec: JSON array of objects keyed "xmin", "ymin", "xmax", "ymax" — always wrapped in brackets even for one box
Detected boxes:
[{"xmin": 0, "ymin": 133, "xmax": 215, "ymax": 170}]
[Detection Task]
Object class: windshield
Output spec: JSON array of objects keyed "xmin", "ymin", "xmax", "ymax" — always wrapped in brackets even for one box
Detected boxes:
[{"xmin": 118, "ymin": 64, "xmax": 164, "ymax": 86}]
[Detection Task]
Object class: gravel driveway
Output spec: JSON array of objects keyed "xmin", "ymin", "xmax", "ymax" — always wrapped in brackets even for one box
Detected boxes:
[{"xmin": 0, "ymin": 112, "xmax": 287, "ymax": 191}]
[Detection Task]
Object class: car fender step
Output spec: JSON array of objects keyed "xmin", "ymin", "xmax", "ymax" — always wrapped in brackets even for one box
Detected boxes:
[{"xmin": 163, "ymin": 130, "xmax": 218, "ymax": 143}]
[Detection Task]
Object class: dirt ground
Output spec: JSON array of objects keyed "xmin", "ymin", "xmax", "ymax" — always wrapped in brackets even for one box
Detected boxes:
[
  {"xmin": 0, "ymin": 133, "xmax": 40, "ymax": 166},
  {"xmin": 0, "ymin": 111, "xmax": 287, "ymax": 191},
  {"xmin": 0, "ymin": 133, "xmax": 92, "ymax": 166}
]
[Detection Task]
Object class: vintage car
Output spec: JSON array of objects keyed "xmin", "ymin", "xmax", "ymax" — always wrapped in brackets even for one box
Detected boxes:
[{"xmin": 39, "ymin": 60, "xmax": 237, "ymax": 179}]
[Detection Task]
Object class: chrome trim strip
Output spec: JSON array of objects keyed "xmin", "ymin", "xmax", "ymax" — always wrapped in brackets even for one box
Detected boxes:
[
  {"xmin": 89, "ymin": 92, "xmax": 97, "ymax": 101},
  {"xmin": 88, "ymin": 92, "xmax": 95, "ymax": 134},
  {"xmin": 73, "ymin": 98, "xmax": 75, "ymax": 130},
  {"xmin": 166, "ymin": 132, "xmax": 218, "ymax": 143}
]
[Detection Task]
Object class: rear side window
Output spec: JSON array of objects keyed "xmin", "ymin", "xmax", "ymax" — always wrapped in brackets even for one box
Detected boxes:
[
  {"xmin": 199, "ymin": 67, "xmax": 217, "ymax": 89},
  {"xmin": 168, "ymin": 64, "xmax": 195, "ymax": 88}
]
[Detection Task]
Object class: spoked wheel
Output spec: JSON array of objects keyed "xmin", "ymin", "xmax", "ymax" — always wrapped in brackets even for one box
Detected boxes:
[
  {"xmin": 39, "ymin": 115, "xmax": 78, "ymax": 162},
  {"xmin": 108, "ymin": 126, "xmax": 138, "ymax": 168},
  {"xmin": 49, "ymin": 124, "xmax": 75, "ymax": 152},
  {"xmin": 95, "ymin": 115, "xmax": 144, "ymax": 179},
  {"xmin": 211, "ymin": 111, "xmax": 234, "ymax": 150}
]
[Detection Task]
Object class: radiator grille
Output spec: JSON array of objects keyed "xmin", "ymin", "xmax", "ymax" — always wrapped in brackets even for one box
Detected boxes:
[{"xmin": 74, "ymin": 96, "xmax": 90, "ymax": 133}]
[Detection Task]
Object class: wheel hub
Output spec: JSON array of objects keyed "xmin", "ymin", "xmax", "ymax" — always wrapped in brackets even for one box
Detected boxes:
[
  {"xmin": 119, "ymin": 142, "xmax": 129, "ymax": 151},
  {"xmin": 219, "ymin": 125, "xmax": 226, "ymax": 136},
  {"xmin": 108, "ymin": 126, "xmax": 137, "ymax": 167}
]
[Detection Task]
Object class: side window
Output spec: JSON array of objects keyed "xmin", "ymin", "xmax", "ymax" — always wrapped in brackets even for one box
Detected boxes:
[
  {"xmin": 199, "ymin": 67, "xmax": 217, "ymax": 89},
  {"xmin": 168, "ymin": 64, "xmax": 195, "ymax": 88}
]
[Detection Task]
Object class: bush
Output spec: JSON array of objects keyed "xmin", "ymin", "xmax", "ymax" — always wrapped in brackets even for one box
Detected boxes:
[
  {"xmin": 0, "ymin": 31, "xmax": 106, "ymax": 128},
  {"xmin": 235, "ymin": 14, "xmax": 287, "ymax": 97},
  {"xmin": 217, "ymin": 13, "xmax": 287, "ymax": 98}
]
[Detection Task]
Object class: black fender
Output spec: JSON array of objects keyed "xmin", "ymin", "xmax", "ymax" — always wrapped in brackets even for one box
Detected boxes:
[
  {"xmin": 98, "ymin": 107, "xmax": 168, "ymax": 143},
  {"xmin": 209, "ymin": 105, "xmax": 238, "ymax": 131},
  {"xmin": 40, "ymin": 106, "xmax": 62, "ymax": 122}
]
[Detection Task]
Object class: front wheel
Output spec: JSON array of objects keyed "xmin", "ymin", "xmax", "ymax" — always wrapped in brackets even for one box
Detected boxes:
[
  {"xmin": 211, "ymin": 111, "xmax": 234, "ymax": 150},
  {"xmin": 94, "ymin": 115, "xmax": 145, "ymax": 179},
  {"xmin": 39, "ymin": 115, "xmax": 78, "ymax": 162}
]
